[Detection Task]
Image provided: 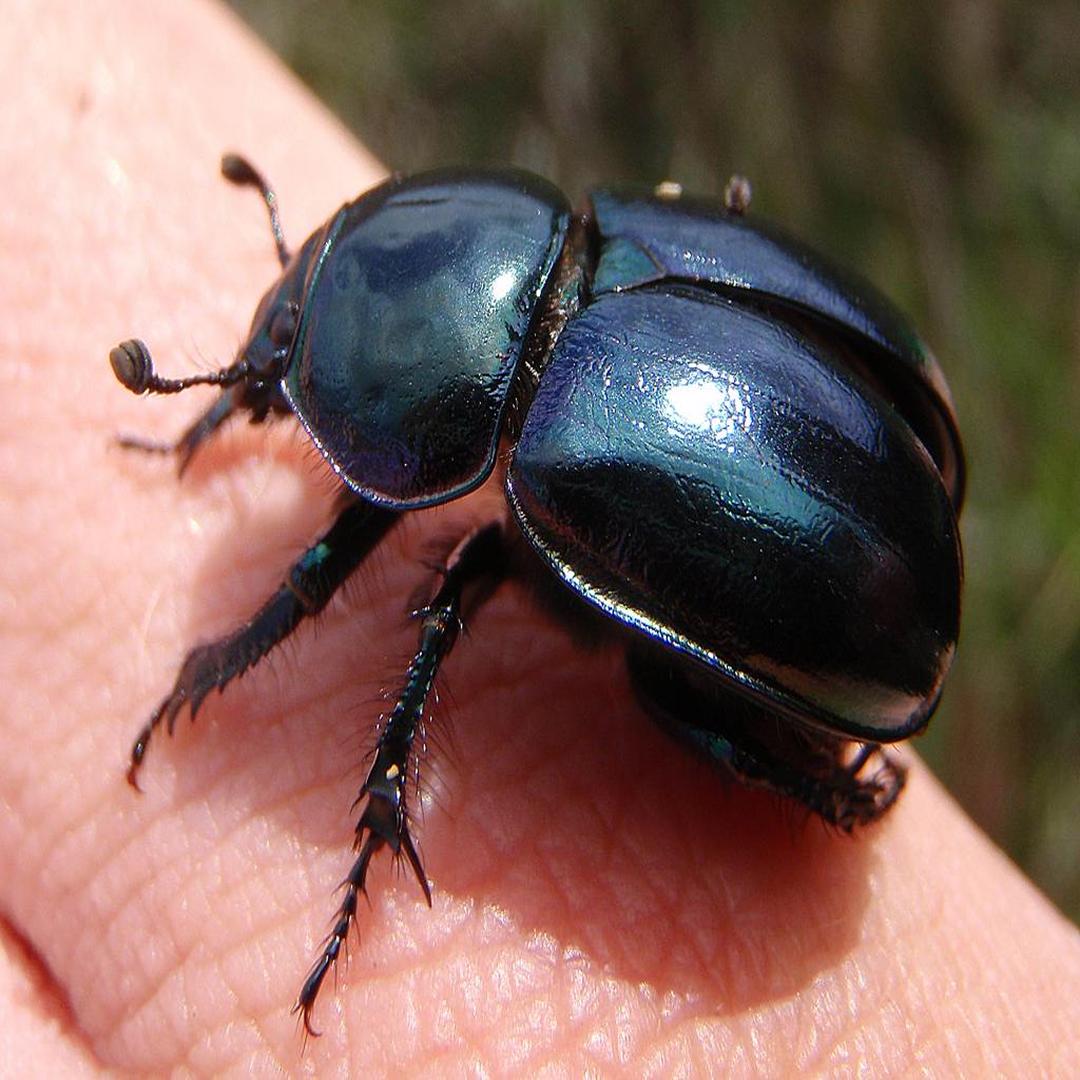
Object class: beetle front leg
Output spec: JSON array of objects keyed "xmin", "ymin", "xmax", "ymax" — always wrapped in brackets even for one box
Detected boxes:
[
  {"xmin": 295, "ymin": 521, "xmax": 507, "ymax": 1037},
  {"xmin": 127, "ymin": 498, "xmax": 398, "ymax": 786},
  {"xmin": 111, "ymin": 337, "xmax": 295, "ymax": 475},
  {"xmin": 116, "ymin": 385, "xmax": 242, "ymax": 475}
]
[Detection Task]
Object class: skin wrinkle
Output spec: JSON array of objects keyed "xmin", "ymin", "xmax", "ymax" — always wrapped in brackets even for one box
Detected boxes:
[
  {"xmin": 664, "ymin": 871, "xmax": 731, "ymax": 992},
  {"xmin": 216, "ymin": 922, "xmax": 285, "ymax": 1025},
  {"xmin": 782, "ymin": 985, "xmax": 824, "ymax": 1072},
  {"xmin": 809, "ymin": 980, "xmax": 885, "ymax": 1074},
  {"xmin": 105, "ymin": 821, "xmax": 309, "ymax": 1043},
  {"xmin": 202, "ymin": 1033, "xmax": 282, "ymax": 1080},
  {"xmin": 214, "ymin": 985, "xmax": 289, "ymax": 1078},
  {"xmin": 173, "ymin": 967, "xmax": 246, "ymax": 1075},
  {"xmin": 89, "ymin": 810, "xmax": 217, "ymax": 987},
  {"xmin": 878, "ymin": 916, "xmax": 968, "ymax": 1072},
  {"xmin": 196, "ymin": 851, "xmax": 302, "ymax": 973},
  {"xmin": 479, "ymin": 992, "xmax": 548, "ymax": 1073},
  {"xmin": 660, "ymin": 920, "xmax": 829, "ymax": 1071},
  {"xmin": 77, "ymin": 791, "xmax": 215, "ymax": 949},
  {"xmin": 835, "ymin": 939, "xmax": 910, "ymax": 1065},
  {"xmin": 103, "ymin": 904, "xmax": 205, "ymax": 1057},
  {"xmin": 63, "ymin": 826, "xmax": 207, "ymax": 1022},
  {"xmin": 35, "ymin": 596, "xmax": 868, "ymax": 1067}
]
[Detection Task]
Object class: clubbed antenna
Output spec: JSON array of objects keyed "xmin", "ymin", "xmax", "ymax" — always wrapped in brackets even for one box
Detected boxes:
[
  {"xmin": 109, "ymin": 339, "xmax": 250, "ymax": 395},
  {"xmin": 220, "ymin": 152, "xmax": 290, "ymax": 267}
]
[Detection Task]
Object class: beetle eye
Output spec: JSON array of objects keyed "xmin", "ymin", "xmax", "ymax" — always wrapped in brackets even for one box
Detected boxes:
[{"xmin": 269, "ymin": 304, "xmax": 297, "ymax": 351}]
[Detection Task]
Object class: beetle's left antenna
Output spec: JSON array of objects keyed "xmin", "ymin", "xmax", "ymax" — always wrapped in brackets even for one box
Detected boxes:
[
  {"xmin": 220, "ymin": 153, "xmax": 290, "ymax": 268},
  {"xmin": 109, "ymin": 339, "xmax": 251, "ymax": 396}
]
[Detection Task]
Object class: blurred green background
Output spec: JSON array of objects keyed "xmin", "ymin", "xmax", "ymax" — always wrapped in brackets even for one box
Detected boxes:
[{"xmin": 227, "ymin": 0, "xmax": 1079, "ymax": 921}]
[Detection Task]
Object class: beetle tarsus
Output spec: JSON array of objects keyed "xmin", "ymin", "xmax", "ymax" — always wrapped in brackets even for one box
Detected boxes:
[
  {"xmin": 124, "ymin": 501, "xmax": 397, "ymax": 783},
  {"xmin": 627, "ymin": 649, "xmax": 909, "ymax": 831},
  {"xmin": 116, "ymin": 387, "xmax": 242, "ymax": 475},
  {"xmin": 293, "ymin": 795, "xmax": 424, "ymax": 1032},
  {"xmin": 295, "ymin": 522, "xmax": 506, "ymax": 1031},
  {"xmin": 831, "ymin": 748, "xmax": 906, "ymax": 828},
  {"xmin": 719, "ymin": 730, "xmax": 907, "ymax": 832},
  {"xmin": 726, "ymin": 733, "xmax": 908, "ymax": 831},
  {"xmin": 126, "ymin": 726, "xmax": 153, "ymax": 791}
]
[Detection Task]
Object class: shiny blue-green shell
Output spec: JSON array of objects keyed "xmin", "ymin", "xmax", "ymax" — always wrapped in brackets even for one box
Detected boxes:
[
  {"xmin": 283, "ymin": 170, "xmax": 570, "ymax": 508},
  {"xmin": 256, "ymin": 172, "xmax": 962, "ymax": 744},
  {"xmin": 507, "ymin": 286, "xmax": 960, "ymax": 741}
]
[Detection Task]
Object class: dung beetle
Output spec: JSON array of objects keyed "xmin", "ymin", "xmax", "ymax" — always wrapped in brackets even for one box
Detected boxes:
[{"xmin": 110, "ymin": 154, "xmax": 963, "ymax": 1035}]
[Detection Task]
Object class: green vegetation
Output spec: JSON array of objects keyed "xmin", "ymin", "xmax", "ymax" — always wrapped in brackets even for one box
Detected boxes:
[{"xmin": 229, "ymin": 0, "xmax": 1080, "ymax": 921}]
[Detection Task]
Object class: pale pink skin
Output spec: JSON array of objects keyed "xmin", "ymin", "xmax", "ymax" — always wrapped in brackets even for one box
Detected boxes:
[{"xmin": 1, "ymin": 3, "xmax": 1078, "ymax": 1075}]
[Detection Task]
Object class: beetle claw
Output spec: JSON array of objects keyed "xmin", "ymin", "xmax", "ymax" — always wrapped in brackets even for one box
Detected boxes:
[
  {"xmin": 115, "ymin": 386, "xmax": 241, "ymax": 476},
  {"xmin": 295, "ymin": 789, "xmax": 431, "ymax": 1034}
]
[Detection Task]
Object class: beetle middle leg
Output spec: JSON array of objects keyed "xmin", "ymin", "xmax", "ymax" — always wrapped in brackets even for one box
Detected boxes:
[
  {"xmin": 294, "ymin": 520, "xmax": 507, "ymax": 1036},
  {"xmin": 127, "ymin": 497, "xmax": 398, "ymax": 786},
  {"xmin": 627, "ymin": 648, "xmax": 906, "ymax": 832}
]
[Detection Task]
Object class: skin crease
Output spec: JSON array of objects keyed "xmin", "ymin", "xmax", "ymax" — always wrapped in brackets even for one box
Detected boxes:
[{"xmin": 0, "ymin": 3, "xmax": 1078, "ymax": 1076}]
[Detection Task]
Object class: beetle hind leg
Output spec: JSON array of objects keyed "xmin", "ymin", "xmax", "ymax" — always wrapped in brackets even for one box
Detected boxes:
[
  {"xmin": 294, "ymin": 521, "xmax": 508, "ymax": 1037},
  {"xmin": 729, "ymin": 732, "xmax": 906, "ymax": 832},
  {"xmin": 627, "ymin": 648, "xmax": 906, "ymax": 832}
]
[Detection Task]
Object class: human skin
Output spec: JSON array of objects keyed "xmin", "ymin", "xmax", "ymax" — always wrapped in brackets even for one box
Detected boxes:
[{"xmin": 1, "ymin": 2, "xmax": 1078, "ymax": 1076}]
